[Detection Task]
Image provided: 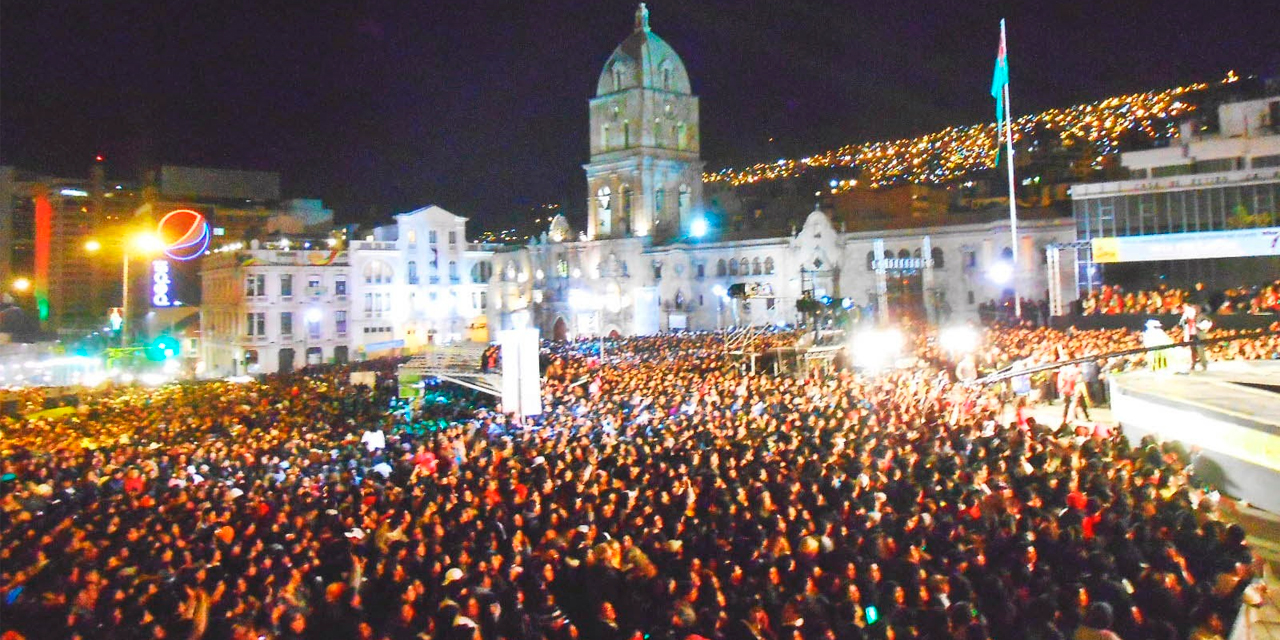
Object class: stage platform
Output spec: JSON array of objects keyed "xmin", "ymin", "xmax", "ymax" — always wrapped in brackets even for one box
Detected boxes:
[{"xmin": 1110, "ymin": 360, "xmax": 1280, "ymax": 513}]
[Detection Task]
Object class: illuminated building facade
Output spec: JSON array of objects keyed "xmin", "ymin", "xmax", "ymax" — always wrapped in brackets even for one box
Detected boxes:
[
  {"xmin": 0, "ymin": 164, "xmax": 143, "ymax": 329},
  {"xmin": 488, "ymin": 6, "xmax": 1075, "ymax": 338},
  {"xmin": 199, "ymin": 205, "xmax": 495, "ymax": 376},
  {"xmin": 1070, "ymin": 96, "xmax": 1280, "ymax": 293}
]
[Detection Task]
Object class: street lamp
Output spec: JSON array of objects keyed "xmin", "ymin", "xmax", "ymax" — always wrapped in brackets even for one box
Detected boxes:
[
  {"xmin": 89, "ymin": 232, "xmax": 164, "ymax": 349},
  {"xmin": 10, "ymin": 277, "xmax": 31, "ymax": 293}
]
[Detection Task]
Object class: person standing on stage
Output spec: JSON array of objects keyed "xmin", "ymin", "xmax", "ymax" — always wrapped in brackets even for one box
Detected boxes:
[
  {"xmin": 1142, "ymin": 319, "xmax": 1172, "ymax": 372},
  {"xmin": 1178, "ymin": 301, "xmax": 1210, "ymax": 372}
]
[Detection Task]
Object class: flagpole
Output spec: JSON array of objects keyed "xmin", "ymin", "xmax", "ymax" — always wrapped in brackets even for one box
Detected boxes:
[{"xmin": 1000, "ymin": 19, "xmax": 1022, "ymax": 319}]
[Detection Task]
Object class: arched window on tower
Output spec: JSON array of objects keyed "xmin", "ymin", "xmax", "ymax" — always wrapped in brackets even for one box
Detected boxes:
[
  {"xmin": 601, "ymin": 124, "xmax": 610, "ymax": 151},
  {"xmin": 931, "ymin": 247, "xmax": 944, "ymax": 269},
  {"xmin": 623, "ymin": 121, "xmax": 631, "ymax": 148},
  {"xmin": 676, "ymin": 122, "xmax": 688, "ymax": 150},
  {"xmin": 898, "ymin": 249, "xmax": 911, "ymax": 260},
  {"xmin": 654, "ymin": 188, "xmax": 665, "ymax": 220},
  {"xmin": 678, "ymin": 184, "xmax": 691, "ymax": 218},
  {"xmin": 661, "ymin": 63, "xmax": 672, "ymax": 91},
  {"xmin": 739, "ymin": 258, "xmax": 750, "ymax": 275},
  {"xmin": 752, "ymin": 258, "xmax": 762, "ymax": 275},
  {"xmin": 621, "ymin": 186, "xmax": 633, "ymax": 219},
  {"xmin": 764, "ymin": 257, "xmax": 775, "ymax": 275},
  {"xmin": 716, "ymin": 259, "xmax": 727, "ymax": 276},
  {"xmin": 729, "ymin": 259, "xmax": 739, "ymax": 276},
  {"xmin": 612, "ymin": 63, "xmax": 626, "ymax": 92},
  {"xmin": 597, "ymin": 186, "xmax": 613, "ymax": 235}
]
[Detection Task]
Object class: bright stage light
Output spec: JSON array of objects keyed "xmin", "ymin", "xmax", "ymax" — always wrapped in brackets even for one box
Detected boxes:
[
  {"xmin": 987, "ymin": 261, "xmax": 1014, "ymax": 285},
  {"xmin": 690, "ymin": 217, "xmax": 709, "ymax": 238},
  {"xmin": 939, "ymin": 325, "xmax": 979, "ymax": 354},
  {"xmin": 305, "ymin": 308, "xmax": 323, "ymax": 323},
  {"xmin": 850, "ymin": 328, "xmax": 905, "ymax": 370}
]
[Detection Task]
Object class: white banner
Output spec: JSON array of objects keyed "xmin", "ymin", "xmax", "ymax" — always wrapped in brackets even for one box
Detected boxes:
[
  {"xmin": 499, "ymin": 328, "xmax": 542, "ymax": 416},
  {"xmin": 1091, "ymin": 226, "xmax": 1280, "ymax": 263}
]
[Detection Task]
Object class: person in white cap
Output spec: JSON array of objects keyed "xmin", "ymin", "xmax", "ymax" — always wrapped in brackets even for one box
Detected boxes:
[{"xmin": 1142, "ymin": 319, "xmax": 1172, "ymax": 372}]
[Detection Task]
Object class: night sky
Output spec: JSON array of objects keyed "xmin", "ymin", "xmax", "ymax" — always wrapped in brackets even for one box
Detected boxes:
[{"xmin": 2, "ymin": 0, "xmax": 1275, "ymax": 232}]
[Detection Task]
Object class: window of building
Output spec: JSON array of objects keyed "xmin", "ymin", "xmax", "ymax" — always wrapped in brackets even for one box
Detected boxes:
[
  {"xmin": 602, "ymin": 124, "xmax": 610, "ymax": 150},
  {"xmin": 622, "ymin": 121, "xmax": 631, "ymax": 148},
  {"xmin": 364, "ymin": 293, "xmax": 373, "ymax": 313},
  {"xmin": 429, "ymin": 230, "xmax": 438, "ymax": 244},
  {"xmin": 597, "ymin": 186, "xmax": 613, "ymax": 234},
  {"xmin": 449, "ymin": 231, "xmax": 458, "ymax": 245},
  {"xmin": 363, "ymin": 261, "xmax": 393, "ymax": 284},
  {"xmin": 767, "ymin": 298, "xmax": 776, "ymax": 310},
  {"xmin": 653, "ymin": 263, "xmax": 663, "ymax": 280},
  {"xmin": 245, "ymin": 274, "xmax": 265, "ymax": 297},
  {"xmin": 335, "ymin": 311, "xmax": 347, "ymax": 337},
  {"xmin": 308, "ymin": 315, "xmax": 321, "ymax": 340},
  {"xmin": 408, "ymin": 261, "xmax": 418, "ymax": 285},
  {"xmin": 695, "ymin": 263, "xmax": 705, "ymax": 278},
  {"xmin": 335, "ymin": 278, "xmax": 347, "ymax": 297},
  {"xmin": 764, "ymin": 257, "xmax": 774, "ymax": 275},
  {"xmin": 1196, "ymin": 157, "xmax": 1240, "ymax": 174},
  {"xmin": 1252, "ymin": 154, "xmax": 1280, "ymax": 169},
  {"xmin": 280, "ymin": 274, "xmax": 293, "ymax": 298},
  {"xmin": 612, "ymin": 63, "xmax": 625, "ymax": 91},
  {"xmin": 678, "ymin": 184, "xmax": 691, "ymax": 216},
  {"xmin": 280, "ymin": 312, "xmax": 293, "ymax": 337},
  {"xmin": 655, "ymin": 188, "xmax": 665, "ymax": 216},
  {"xmin": 246, "ymin": 312, "xmax": 265, "ymax": 337},
  {"xmin": 449, "ymin": 261, "xmax": 459, "ymax": 281},
  {"xmin": 406, "ymin": 230, "xmax": 417, "ymax": 245},
  {"xmin": 898, "ymin": 249, "xmax": 911, "ymax": 260},
  {"xmin": 739, "ymin": 258, "xmax": 750, "ymax": 275},
  {"xmin": 964, "ymin": 250, "xmax": 977, "ymax": 268},
  {"xmin": 931, "ymin": 247, "xmax": 944, "ymax": 269},
  {"xmin": 716, "ymin": 259, "xmax": 727, "ymax": 276},
  {"xmin": 751, "ymin": 258, "xmax": 762, "ymax": 275},
  {"xmin": 621, "ymin": 186, "xmax": 633, "ymax": 222},
  {"xmin": 307, "ymin": 276, "xmax": 321, "ymax": 293},
  {"xmin": 1001, "ymin": 247, "xmax": 1014, "ymax": 260}
]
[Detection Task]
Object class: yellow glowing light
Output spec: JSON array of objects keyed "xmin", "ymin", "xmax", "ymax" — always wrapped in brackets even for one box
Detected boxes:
[
  {"xmin": 84, "ymin": 239, "xmax": 103, "ymax": 253},
  {"xmin": 11, "ymin": 277, "xmax": 32, "ymax": 292},
  {"xmin": 132, "ymin": 232, "xmax": 165, "ymax": 254}
]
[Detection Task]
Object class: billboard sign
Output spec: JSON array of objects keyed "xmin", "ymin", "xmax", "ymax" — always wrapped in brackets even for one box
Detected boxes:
[{"xmin": 1091, "ymin": 226, "xmax": 1280, "ymax": 263}]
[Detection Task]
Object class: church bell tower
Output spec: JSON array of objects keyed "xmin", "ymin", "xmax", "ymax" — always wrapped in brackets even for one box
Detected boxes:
[{"xmin": 585, "ymin": 4, "xmax": 704, "ymax": 241}]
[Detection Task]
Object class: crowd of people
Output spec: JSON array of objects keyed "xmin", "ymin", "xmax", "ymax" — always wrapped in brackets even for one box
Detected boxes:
[
  {"xmin": 3, "ymin": 323, "xmax": 1278, "ymax": 640},
  {"xmin": 1081, "ymin": 281, "xmax": 1280, "ymax": 316}
]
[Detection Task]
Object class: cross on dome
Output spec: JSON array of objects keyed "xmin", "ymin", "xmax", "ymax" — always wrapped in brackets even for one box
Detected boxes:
[{"xmin": 635, "ymin": 3, "xmax": 650, "ymax": 32}]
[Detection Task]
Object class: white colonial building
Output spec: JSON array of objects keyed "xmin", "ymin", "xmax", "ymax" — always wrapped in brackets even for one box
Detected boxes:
[
  {"xmin": 200, "ymin": 206, "xmax": 494, "ymax": 375},
  {"xmin": 488, "ymin": 5, "xmax": 1075, "ymax": 339}
]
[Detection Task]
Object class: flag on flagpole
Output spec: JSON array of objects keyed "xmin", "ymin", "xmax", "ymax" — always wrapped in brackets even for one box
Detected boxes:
[
  {"xmin": 992, "ymin": 19, "xmax": 1009, "ymax": 123},
  {"xmin": 991, "ymin": 19, "xmax": 1010, "ymax": 164}
]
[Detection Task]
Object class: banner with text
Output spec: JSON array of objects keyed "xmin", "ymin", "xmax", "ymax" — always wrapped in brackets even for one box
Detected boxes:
[{"xmin": 1091, "ymin": 226, "xmax": 1280, "ymax": 263}]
